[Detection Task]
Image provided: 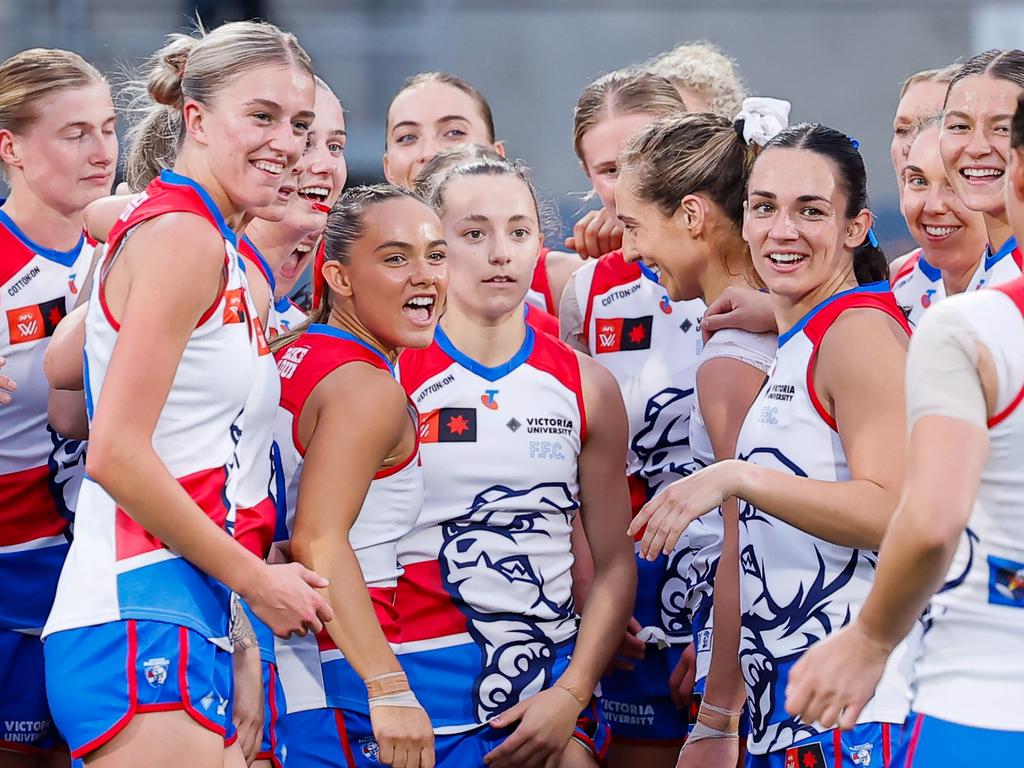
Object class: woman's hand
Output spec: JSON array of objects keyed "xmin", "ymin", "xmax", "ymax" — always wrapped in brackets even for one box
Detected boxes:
[
  {"xmin": 784, "ymin": 620, "xmax": 892, "ymax": 731},
  {"xmin": 243, "ymin": 561, "xmax": 333, "ymax": 638},
  {"xmin": 0, "ymin": 357, "xmax": 15, "ymax": 405},
  {"xmin": 700, "ymin": 287, "xmax": 776, "ymax": 343},
  {"xmin": 628, "ymin": 461, "xmax": 744, "ymax": 560},
  {"xmin": 676, "ymin": 734, "xmax": 738, "ymax": 768},
  {"xmin": 230, "ymin": 642, "xmax": 265, "ymax": 764},
  {"xmin": 483, "ymin": 686, "xmax": 583, "ymax": 768},
  {"xmin": 370, "ymin": 704, "xmax": 435, "ymax": 768},
  {"xmin": 564, "ymin": 208, "xmax": 623, "ymax": 259}
]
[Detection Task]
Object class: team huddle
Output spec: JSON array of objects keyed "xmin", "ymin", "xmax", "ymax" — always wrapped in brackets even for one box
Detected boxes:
[{"xmin": 0, "ymin": 16, "xmax": 1021, "ymax": 768}]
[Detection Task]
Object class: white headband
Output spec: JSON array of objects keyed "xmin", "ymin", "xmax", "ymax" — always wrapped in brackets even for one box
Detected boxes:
[{"xmin": 734, "ymin": 97, "xmax": 792, "ymax": 147}]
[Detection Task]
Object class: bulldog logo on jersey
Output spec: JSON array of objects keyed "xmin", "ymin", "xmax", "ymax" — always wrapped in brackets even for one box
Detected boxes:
[
  {"xmin": 595, "ymin": 316, "xmax": 653, "ymax": 354},
  {"xmin": 6, "ymin": 297, "xmax": 66, "ymax": 344},
  {"xmin": 631, "ymin": 387, "xmax": 694, "ymax": 491},
  {"xmin": 439, "ymin": 482, "xmax": 578, "ymax": 722}
]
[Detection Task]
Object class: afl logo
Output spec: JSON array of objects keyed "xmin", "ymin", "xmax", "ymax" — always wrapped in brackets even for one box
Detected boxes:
[
  {"xmin": 481, "ymin": 389, "xmax": 499, "ymax": 410},
  {"xmin": 920, "ymin": 288, "xmax": 937, "ymax": 308},
  {"xmin": 660, "ymin": 295, "xmax": 673, "ymax": 314}
]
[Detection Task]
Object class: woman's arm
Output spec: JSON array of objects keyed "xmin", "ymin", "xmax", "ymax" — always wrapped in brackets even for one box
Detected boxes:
[
  {"xmin": 87, "ymin": 213, "xmax": 331, "ymax": 637},
  {"xmin": 290, "ymin": 362, "xmax": 434, "ymax": 768},
  {"xmin": 632, "ymin": 311, "xmax": 908, "ymax": 556},
  {"xmin": 485, "ymin": 354, "xmax": 635, "ymax": 768},
  {"xmin": 679, "ymin": 357, "xmax": 766, "ymax": 765},
  {"xmin": 785, "ymin": 302, "xmax": 996, "ymax": 730},
  {"xmin": 289, "ymin": 363, "xmax": 411, "ymax": 678}
]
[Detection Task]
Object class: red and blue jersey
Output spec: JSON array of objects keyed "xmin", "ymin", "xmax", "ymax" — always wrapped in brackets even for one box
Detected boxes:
[
  {"xmin": 0, "ymin": 211, "xmax": 94, "ymax": 631},
  {"xmin": 395, "ymin": 324, "xmax": 586, "ymax": 731},
  {"xmin": 43, "ymin": 170, "xmax": 261, "ymax": 648},
  {"xmin": 273, "ymin": 327, "xmax": 422, "ymax": 715}
]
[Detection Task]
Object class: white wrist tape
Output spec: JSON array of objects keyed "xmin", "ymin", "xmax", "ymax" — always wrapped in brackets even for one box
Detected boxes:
[
  {"xmin": 368, "ymin": 690, "xmax": 424, "ymax": 710},
  {"xmin": 684, "ymin": 719, "xmax": 738, "ymax": 745}
]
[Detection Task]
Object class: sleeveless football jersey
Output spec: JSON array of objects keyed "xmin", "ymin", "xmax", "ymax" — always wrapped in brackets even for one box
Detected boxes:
[
  {"xmin": 273, "ymin": 326, "xmax": 422, "ymax": 714},
  {"xmin": 734, "ymin": 282, "xmax": 912, "ymax": 754},
  {"xmin": 912, "ymin": 277, "xmax": 1024, "ymax": 731},
  {"xmin": 526, "ymin": 247, "xmax": 556, "ymax": 316},
  {"xmin": 268, "ymin": 295, "xmax": 307, "ymax": 339},
  {"xmin": 0, "ymin": 211, "xmax": 95, "ymax": 631},
  {"xmin": 891, "ymin": 248, "xmax": 985, "ymax": 327},
  {"xmin": 43, "ymin": 170, "xmax": 260, "ymax": 648},
  {"xmin": 978, "ymin": 235, "xmax": 1024, "ymax": 290},
  {"xmin": 524, "ymin": 301, "xmax": 559, "ymax": 337},
  {"xmin": 395, "ymin": 324, "xmax": 586, "ymax": 731},
  {"xmin": 571, "ymin": 250, "xmax": 703, "ymax": 643}
]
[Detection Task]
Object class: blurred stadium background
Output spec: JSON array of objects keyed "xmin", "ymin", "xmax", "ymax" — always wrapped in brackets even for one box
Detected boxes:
[{"xmin": 5, "ymin": 0, "xmax": 1024, "ymax": 261}]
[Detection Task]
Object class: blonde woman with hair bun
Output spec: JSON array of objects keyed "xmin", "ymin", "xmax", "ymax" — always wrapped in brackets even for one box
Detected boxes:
[{"xmin": 41, "ymin": 21, "xmax": 333, "ymax": 768}]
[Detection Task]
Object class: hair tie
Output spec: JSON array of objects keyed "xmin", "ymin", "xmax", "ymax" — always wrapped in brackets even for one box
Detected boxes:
[
  {"xmin": 867, "ymin": 227, "xmax": 879, "ymax": 248},
  {"xmin": 847, "ymin": 135, "xmax": 861, "ymax": 150},
  {"xmin": 733, "ymin": 118, "xmax": 746, "ymax": 142},
  {"xmin": 732, "ymin": 97, "xmax": 791, "ymax": 146}
]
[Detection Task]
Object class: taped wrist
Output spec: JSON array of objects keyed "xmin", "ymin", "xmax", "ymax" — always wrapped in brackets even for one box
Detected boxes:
[{"xmin": 368, "ymin": 689, "xmax": 424, "ymax": 710}]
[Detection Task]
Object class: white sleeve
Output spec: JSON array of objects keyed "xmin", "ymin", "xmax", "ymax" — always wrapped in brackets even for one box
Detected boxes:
[{"xmin": 905, "ymin": 301, "xmax": 987, "ymax": 429}]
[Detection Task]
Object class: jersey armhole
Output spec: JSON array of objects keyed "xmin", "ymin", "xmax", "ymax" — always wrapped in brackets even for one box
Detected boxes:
[{"xmin": 988, "ymin": 278, "xmax": 1024, "ymax": 426}]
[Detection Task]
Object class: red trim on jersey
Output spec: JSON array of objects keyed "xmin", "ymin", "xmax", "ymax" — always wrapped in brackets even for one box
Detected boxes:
[
  {"xmin": 102, "ymin": 178, "xmax": 230, "ymax": 332},
  {"xmin": 0, "ymin": 465, "xmax": 67, "ymax": 545},
  {"xmin": 882, "ymin": 722, "xmax": 892, "ymax": 766},
  {"xmin": 531, "ymin": 247, "xmax": 557, "ymax": 315},
  {"xmin": 235, "ymin": 496, "xmax": 277, "ymax": 558},
  {"xmin": 312, "ymin": 239, "xmax": 326, "ymax": 309},
  {"xmin": 989, "ymin": 276, "xmax": 1024, "ymax": 427},
  {"xmin": 276, "ymin": 333, "xmax": 396, "ymax": 456},
  {"xmin": 1014, "ymin": 244, "xmax": 1024, "ymax": 271},
  {"xmin": 333, "ymin": 709, "xmax": 358, "ymax": 768},
  {"xmin": 69, "ymin": 620, "xmax": 139, "ymax": 759},
  {"xmin": 238, "ymin": 237, "xmax": 274, "ymax": 287},
  {"xmin": 115, "ymin": 466, "xmax": 229, "ymax": 560},
  {"xmin": 526, "ymin": 302, "xmax": 560, "ymax": 337},
  {"xmin": 375, "ymin": 412, "xmax": 420, "ymax": 479},
  {"xmin": 803, "ymin": 289, "xmax": 911, "ymax": 431},
  {"xmin": 832, "ymin": 728, "xmax": 843, "ymax": 764},
  {"xmin": 890, "ymin": 248, "xmax": 922, "ymax": 286},
  {"xmin": 398, "ymin": 339, "xmax": 458, "ymax": 398},
  {"xmin": 582, "ymin": 250, "xmax": 639, "ymax": 347},
  {"xmin": 179, "ymin": 626, "xmax": 227, "ymax": 736},
  {"xmin": 0, "ymin": 225, "xmax": 36, "ymax": 288},
  {"xmin": 395, "ymin": 559, "xmax": 470, "ymax": 643},
  {"xmin": 526, "ymin": 328, "xmax": 588, "ymax": 443}
]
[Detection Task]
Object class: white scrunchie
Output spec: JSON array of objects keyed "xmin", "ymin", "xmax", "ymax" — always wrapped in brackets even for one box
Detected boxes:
[{"xmin": 734, "ymin": 97, "xmax": 792, "ymax": 146}]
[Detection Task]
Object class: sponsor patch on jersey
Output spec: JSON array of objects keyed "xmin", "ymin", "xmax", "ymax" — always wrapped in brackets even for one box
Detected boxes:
[
  {"xmin": 222, "ymin": 287, "xmax": 248, "ymax": 325},
  {"xmin": 594, "ymin": 315, "xmax": 653, "ymax": 354},
  {"xmin": 785, "ymin": 743, "xmax": 828, "ymax": 768},
  {"xmin": 420, "ymin": 407, "xmax": 476, "ymax": 443},
  {"xmin": 988, "ymin": 554, "xmax": 1024, "ymax": 608},
  {"xmin": 6, "ymin": 296, "xmax": 66, "ymax": 344}
]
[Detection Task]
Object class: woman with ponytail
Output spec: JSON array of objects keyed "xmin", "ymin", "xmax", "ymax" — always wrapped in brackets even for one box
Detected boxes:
[
  {"xmin": 613, "ymin": 104, "xmax": 783, "ymax": 764},
  {"xmin": 42, "ymin": 22, "xmax": 332, "ymax": 768},
  {"xmin": 272, "ymin": 185, "xmax": 445, "ymax": 768},
  {"xmin": 630, "ymin": 123, "xmax": 912, "ymax": 767}
]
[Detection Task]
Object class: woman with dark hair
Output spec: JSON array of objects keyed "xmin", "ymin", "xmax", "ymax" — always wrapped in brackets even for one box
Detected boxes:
[
  {"xmin": 272, "ymin": 185, "xmax": 447, "ymax": 768},
  {"xmin": 630, "ymin": 123, "xmax": 912, "ymax": 767},
  {"xmin": 786, "ymin": 93, "xmax": 1024, "ymax": 766}
]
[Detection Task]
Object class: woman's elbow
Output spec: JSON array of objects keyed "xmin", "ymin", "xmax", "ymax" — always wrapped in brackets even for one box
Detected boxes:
[{"xmin": 47, "ymin": 393, "xmax": 89, "ymax": 440}]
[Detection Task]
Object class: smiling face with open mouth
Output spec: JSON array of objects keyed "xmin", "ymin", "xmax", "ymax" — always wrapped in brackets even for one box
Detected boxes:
[
  {"xmin": 333, "ymin": 195, "xmax": 448, "ymax": 350},
  {"xmin": 940, "ymin": 73, "xmax": 1020, "ymax": 218},
  {"xmin": 902, "ymin": 123, "xmax": 987, "ymax": 274},
  {"xmin": 744, "ymin": 147, "xmax": 867, "ymax": 306}
]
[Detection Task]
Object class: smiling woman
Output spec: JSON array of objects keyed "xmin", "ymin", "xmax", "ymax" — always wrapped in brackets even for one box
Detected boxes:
[
  {"xmin": 939, "ymin": 49, "xmax": 1024, "ymax": 288},
  {"xmin": 40, "ymin": 21, "xmax": 334, "ymax": 768}
]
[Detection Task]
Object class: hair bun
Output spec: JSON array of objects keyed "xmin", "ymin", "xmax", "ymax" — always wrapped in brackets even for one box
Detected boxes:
[{"xmin": 147, "ymin": 34, "xmax": 194, "ymax": 108}]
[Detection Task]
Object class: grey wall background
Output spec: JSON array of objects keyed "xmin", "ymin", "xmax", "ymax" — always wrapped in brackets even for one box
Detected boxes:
[{"xmin": 4, "ymin": 0, "xmax": 1023, "ymax": 253}]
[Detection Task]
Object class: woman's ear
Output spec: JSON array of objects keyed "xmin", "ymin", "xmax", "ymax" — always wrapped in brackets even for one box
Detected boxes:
[
  {"xmin": 676, "ymin": 194, "xmax": 707, "ymax": 238},
  {"xmin": 181, "ymin": 100, "xmax": 209, "ymax": 147},
  {"xmin": 322, "ymin": 260, "xmax": 353, "ymax": 300},
  {"xmin": 493, "ymin": 140, "xmax": 507, "ymax": 159},
  {"xmin": 844, "ymin": 209, "xmax": 873, "ymax": 250}
]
